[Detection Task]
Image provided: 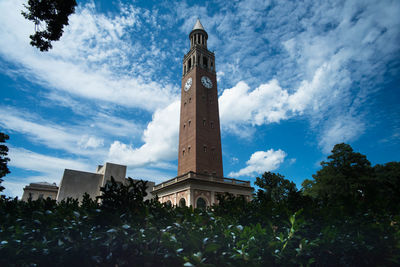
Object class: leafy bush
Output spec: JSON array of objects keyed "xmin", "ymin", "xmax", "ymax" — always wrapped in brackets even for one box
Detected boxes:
[{"xmin": 1, "ymin": 144, "xmax": 399, "ymax": 266}]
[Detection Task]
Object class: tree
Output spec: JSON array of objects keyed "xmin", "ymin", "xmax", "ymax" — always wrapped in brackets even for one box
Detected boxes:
[
  {"xmin": 255, "ymin": 172, "xmax": 297, "ymax": 203},
  {"xmin": 372, "ymin": 162, "xmax": 400, "ymax": 212},
  {"xmin": 302, "ymin": 143, "xmax": 372, "ymax": 206},
  {"xmin": 22, "ymin": 0, "xmax": 77, "ymax": 51},
  {"xmin": 0, "ymin": 132, "xmax": 10, "ymax": 192}
]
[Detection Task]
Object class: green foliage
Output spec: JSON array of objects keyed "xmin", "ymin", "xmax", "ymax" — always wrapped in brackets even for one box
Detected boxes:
[
  {"xmin": 0, "ymin": 144, "xmax": 399, "ymax": 266},
  {"xmin": 304, "ymin": 143, "xmax": 373, "ymax": 205},
  {"xmin": 0, "ymin": 132, "xmax": 10, "ymax": 192},
  {"xmin": 21, "ymin": 0, "xmax": 77, "ymax": 51},
  {"xmin": 255, "ymin": 172, "xmax": 297, "ymax": 203}
]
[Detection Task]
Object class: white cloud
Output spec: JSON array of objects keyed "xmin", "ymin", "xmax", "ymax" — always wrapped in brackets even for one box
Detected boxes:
[
  {"xmin": 3, "ymin": 147, "xmax": 94, "ymax": 198},
  {"xmin": 229, "ymin": 149, "xmax": 287, "ymax": 177},
  {"xmin": 108, "ymin": 100, "xmax": 180, "ymax": 168},
  {"xmin": 192, "ymin": 0, "xmax": 399, "ymax": 152},
  {"xmin": 219, "ymin": 80, "xmax": 290, "ymax": 137},
  {"xmin": 318, "ymin": 115, "xmax": 365, "ymax": 153},
  {"xmin": 91, "ymin": 113, "xmax": 144, "ymax": 138},
  {"xmin": 78, "ymin": 135, "xmax": 104, "ymax": 149},
  {"xmin": 8, "ymin": 147, "xmax": 92, "ymax": 174},
  {"xmin": 2, "ymin": 180, "xmax": 29, "ymax": 199},
  {"xmin": 0, "ymin": 107, "xmax": 108, "ymax": 156},
  {"xmin": 0, "ymin": 106, "xmax": 149, "ymax": 157},
  {"xmin": 0, "ymin": 0, "xmax": 178, "ymax": 112}
]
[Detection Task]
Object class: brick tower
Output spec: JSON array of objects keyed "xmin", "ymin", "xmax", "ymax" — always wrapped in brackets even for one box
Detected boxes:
[
  {"xmin": 151, "ymin": 19, "xmax": 253, "ymax": 208},
  {"xmin": 177, "ymin": 19, "xmax": 223, "ymax": 177}
]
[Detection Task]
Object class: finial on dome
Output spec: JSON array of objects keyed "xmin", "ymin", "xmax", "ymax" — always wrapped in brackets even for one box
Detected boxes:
[{"xmin": 192, "ymin": 18, "xmax": 205, "ymax": 31}]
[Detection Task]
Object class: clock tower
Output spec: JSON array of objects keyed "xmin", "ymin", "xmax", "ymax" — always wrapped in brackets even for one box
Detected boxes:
[
  {"xmin": 178, "ymin": 19, "xmax": 223, "ymax": 177},
  {"xmin": 151, "ymin": 19, "xmax": 253, "ymax": 208}
]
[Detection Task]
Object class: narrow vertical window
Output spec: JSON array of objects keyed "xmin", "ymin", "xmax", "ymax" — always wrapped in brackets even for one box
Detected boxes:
[
  {"xmin": 188, "ymin": 120, "xmax": 191, "ymax": 127},
  {"xmin": 203, "ymin": 145, "xmax": 207, "ymax": 152},
  {"xmin": 210, "ymin": 122, "xmax": 214, "ymax": 129},
  {"xmin": 203, "ymin": 56, "xmax": 208, "ymax": 68},
  {"xmin": 189, "ymin": 97, "xmax": 192, "ymax": 103},
  {"xmin": 182, "ymin": 150, "xmax": 185, "ymax": 156},
  {"xmin": 203, "ymin": 119, "xmax": 206, "ymax": 126}
]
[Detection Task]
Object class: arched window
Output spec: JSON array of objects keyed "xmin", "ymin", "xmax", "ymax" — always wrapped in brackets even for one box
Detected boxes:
[
  {"xmin": 179, "ymin": 198, "xmax": 186, "ymax": 207},
  {"xmin": 166, "ymin": 200, "xmax": 172, "ymax": 207},
  {"xmin": 196, "ymin": 197, "xmax": 206, "ymax": 209}
]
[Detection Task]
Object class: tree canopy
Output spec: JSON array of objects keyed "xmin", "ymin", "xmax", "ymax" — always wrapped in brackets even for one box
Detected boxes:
[
  {"xmin": 21, "ymin": 0, "xmax": 77, "ymax": 51},
  {"xmin": 0, "ymin": 132, "xmax": 10, "ymax": 192}
]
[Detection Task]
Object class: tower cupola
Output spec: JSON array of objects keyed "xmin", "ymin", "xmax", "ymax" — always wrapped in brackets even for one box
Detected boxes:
[{"xmin": 189, "ymin": 19, "xmax": 208, "ymax": 49}]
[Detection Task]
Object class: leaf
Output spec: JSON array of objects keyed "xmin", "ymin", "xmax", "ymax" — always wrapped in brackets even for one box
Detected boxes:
[{"xmin": 205, "ymin": 243, "xmax": 221, "ymax": 253}]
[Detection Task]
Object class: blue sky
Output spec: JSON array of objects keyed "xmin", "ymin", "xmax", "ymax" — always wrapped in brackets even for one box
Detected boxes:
[{"xmin": 1, "ymin": 0, "xmax": 399, "ymax": 198}]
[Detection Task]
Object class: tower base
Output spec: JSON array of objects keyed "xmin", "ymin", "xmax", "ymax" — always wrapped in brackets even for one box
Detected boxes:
[{"xmin": 151, "ymin": 172, "xmax": 253, "ymax": 208}]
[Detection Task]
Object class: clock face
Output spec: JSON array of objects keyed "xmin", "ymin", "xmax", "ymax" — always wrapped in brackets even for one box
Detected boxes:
[
  {"xmin": 184, "ymin": 77, "xmax": 192, "ymax": 91},
  {"xmin": 201, "ymin": 76, "xmax": 213, "ymax": 88}
]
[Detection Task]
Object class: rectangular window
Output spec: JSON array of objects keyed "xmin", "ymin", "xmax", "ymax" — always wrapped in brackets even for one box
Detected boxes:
[
  {"xmin": 203, "ymin": 146, "xmax": 207, "ymax": 152},
  {"xmin": 210, "ymin": 122, "xmax": 214, "ymax": 128},
  {"xmin": 203, "ymin": 119, "xmax": 206, "ymax": 126},
  {"xmin": 203, "ymin": 56, "xmax": 208, "ymax": 68}
]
